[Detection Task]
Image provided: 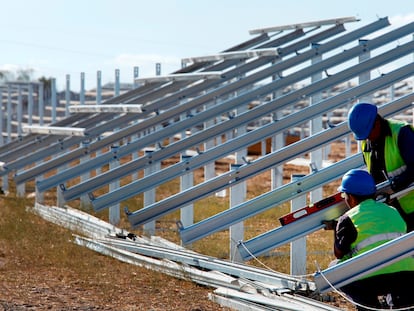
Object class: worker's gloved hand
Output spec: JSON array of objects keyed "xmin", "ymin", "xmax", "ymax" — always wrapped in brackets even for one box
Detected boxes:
[{"xmin": 322, "ymin": 220, "xmax": 337, "ymax": 230}]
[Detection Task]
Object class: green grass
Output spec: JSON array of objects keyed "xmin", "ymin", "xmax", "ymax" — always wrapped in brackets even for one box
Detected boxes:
[{"xmin": 5, "ymin": 159, "xmax": 338, "ymax": 278}]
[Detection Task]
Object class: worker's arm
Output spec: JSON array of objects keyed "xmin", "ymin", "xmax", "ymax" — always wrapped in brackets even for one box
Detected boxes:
[{"xmin": 334, "ymin": 215, "xmax": 357, "ymax": 259}]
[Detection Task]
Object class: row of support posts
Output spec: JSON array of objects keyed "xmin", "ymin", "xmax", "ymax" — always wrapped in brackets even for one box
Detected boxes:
[{"xmin": 2, "ymin": 40, "xmax": 409, "ymax": 274}]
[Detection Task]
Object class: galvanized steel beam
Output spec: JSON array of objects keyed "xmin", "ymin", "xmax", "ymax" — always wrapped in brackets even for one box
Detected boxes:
[
  {"xmin": 177, "ymin": 94, "xmax": 414, "ymax": 244},
  {"xmin": 313, "ymin": 231, "xmax": 414, "ymax": 293},
  {"xmin": 61, "ymin": 60, "xmax": 414, "ymax": 202}
]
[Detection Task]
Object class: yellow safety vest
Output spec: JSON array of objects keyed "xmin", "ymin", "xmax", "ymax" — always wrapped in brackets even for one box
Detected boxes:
[
  {"xmin": 342, "ymin": 199, "xmax": 414, "ymax": 278},
  {"xmin": 362, "ymin": 120, "xmax": 414, "ymax": 214}
]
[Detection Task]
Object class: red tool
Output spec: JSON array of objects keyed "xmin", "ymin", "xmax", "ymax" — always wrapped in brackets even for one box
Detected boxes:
[{"xmin": 279, "ymin": 192, "xmax": 344, "ymax": 225}]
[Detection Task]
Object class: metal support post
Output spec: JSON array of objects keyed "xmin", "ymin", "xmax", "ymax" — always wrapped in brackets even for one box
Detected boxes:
[
  {"xmin": 143, "ymin": 150, "xmax": 157, "ymax": 236},
  {"xmin": 38, "ymin": 82, "xmax": 44, "ymax": 125},
  {"xmin": 358, "ymin": 39, "xmax": 371, "ymax": 103},
  {"xmin": 271, "ymin": 93, "xmax": 284, "ymax": 189},
  {"xmin": 6, "ymin": 85, "xmax": 11, "ymax": 141},
  {"xmin": 80, "ymin": 140, "xmax": 90, "ymax": 209},
  {"xmin": 16, "ymin": 86, "xmax": 25, "ymax": 197},
  {"xmin": 156, "ymin": 63, "xmax": 161, "ymax": 76},
  {"xmin": 204, "ymin": 101, "xmax": 216, "ymax": 181},
  {"xmin": 180, "ymin": 154, "xmax": 194, "ymax": 229},
  {"xmin": 230, "ymin": 163, "xmax": 245, "ymax": 263},
  {"xmin": 51, "ymin": 78, "xmax": 57, "ymax": 123},
  {"xmin": 115, "ymin": 69, "xmax": 120, "ymax": 97},
  {"xmin": 65, "ymin": 75, "xmax": 71, "ymax": 117},
  {"xmin": 133, "ymin": 66, "xmax": 139, "ymax": 88},
  {"xmin": 17, "ymin": 86, "xmax": 23, "ymax": 136},
  {"xmin": 95, "ymin": 71, "xmax": 102, "ymax": 175},
  {"xmin": 109, "ymin": 145, "xmax": 120, "ymax": 225},
  {"xmin": 290, "ymin": 175, "xmax": 307, "ymax": 276},
  {"xmin": 310, "ymin": 43, "xmax": 323, "ymax": 204},
  {"xmin": 96, "ymin": 71, "xmax": 102, "ymax": 105},
  {"xmin": 80, "ymin": 72, "xmax": 85, "ymax": 105},
  {"xmin": 28, "ymin": 83, "xmax": 34, "ymax": 126},
  {"xmin": 0, "ymin": 91, "xmax": 3, "ymax": 146}
]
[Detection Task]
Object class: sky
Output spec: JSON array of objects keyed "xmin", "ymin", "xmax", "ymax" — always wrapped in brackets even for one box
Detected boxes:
[{"xmin": 1, "ymin": 0, "xmax": 414, "ymax": 91}]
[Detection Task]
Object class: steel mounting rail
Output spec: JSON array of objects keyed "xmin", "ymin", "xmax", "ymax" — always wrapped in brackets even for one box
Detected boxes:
[
  {"xmin": 313, "ymin": 231, "xmax": 414, "ymax": 294},
  {"xmin": 2, "ymin": 22, "xmax": 297, "ymax": 174},
  {"xmin": 62, "ymin": 59, "xmax": 414, "ymax": 204},
  {"xmin": 12, "ymin": 25, "xmax": 334, "ymax": 184},
  {"xmin": 177, "ymin": 94, "xmax": 414, "ymax": 245},
  {"xmin": 122, "ymin": 64, "xmax": 414, "ymax": 226},
  {"xmin": 26, "ymin": 22, "xmax": 352, "ymax": 188}
]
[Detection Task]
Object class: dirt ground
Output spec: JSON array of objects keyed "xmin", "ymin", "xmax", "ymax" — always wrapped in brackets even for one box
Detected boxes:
[
  {"xmin": 0, "ymin": 195, "xmax": 233, "ymax": 311},
  {"xmin": 0, "ymin": 141, "xmax": 355, "ymax": 311}
]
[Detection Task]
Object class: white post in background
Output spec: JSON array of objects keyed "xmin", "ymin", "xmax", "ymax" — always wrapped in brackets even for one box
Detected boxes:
[
  {"xmin": 28, "ymin": 83, "xmax": 34, "ymax": 126},
  {"xmin": 80, "ymin": 140, "xmax": 90, "ymax": 209},
  {"xmin": 132, "ymin": 66, "xmax": 141, "ymax": 181},
  {"xmin": 109, "ymin": 145, "xmax": 120, "ymax": 225},
  {"xmin": 96, "ymin": 71, "xmax": 102, "ymax": 105},
  {"xmin": 2, "ymin": 85, "xmax": 12, "ymax": 194},
  {"xmin": 133, "ymin": 66, "xmax": 139, "ymax": 88},
  {"xmin": 271, "ymin": 62, "xmax": 284, "ymax": 189},
  {"xmin": 310, "ymin": 43, "xmax": 323, "ymax": 204},
  {"xmin": 143, "ymin": 150, "xmax": 158, "ymax": 236},
  {"xmin": 6, "ymin": 85, "xmax": 12, "ymax": 140},
  {"xmin": 0, "ymin": 91, "xmax": 3, "ymax": 146},
  {"xmin": 230, "ymin": 163, "xmax": 245, "ymax": 263},
  {"xmin": 0, "ymin": 91, "xmax": 4, "ymax": 194},
  {"xmin": 204, "ymin": 101, "xmax": 216, "ymax": 182},
  {"xmin": 16, "ymin": 86, "xmax": 25, "ymax": 197},
  {"xmin": 56, "ymin": 75, "xmax": 72, "ymax": 207},
  {"xmin": 358, "ymin": 39, "xmax": 372, "ymax": 103},
  {"xmin": 80, "ymin": 72, "xmax": 85, "ymax": 105},
  {"xmin": 115, "ymin": 69, "xmax": 120, "ymax": 97},
  {"xmin": 156, "ymin": 63, "xmax": 161, "ymax": 76},
  {"xmin": 51, "ymin": 78, "xmax": 57, "ymax": 123},
  {"xmin": 17, "ymin": 86, "xmax": 23, "ymax": 137},
  {"xmin": 65, "ymin": 75, "xmax": 71, "ymax": 116},
  {"xmin": 290, "ymin": 174, "xmax": 307, "ymax": 275},
  {"xmin": 95, "ymin": 71, "xmax": 103, "ymax": 176},
  {"xmin": 38, "ymin": 82, "xmax": 44, "ymax": 126},
  {"xmin": 180, "ymin": 154, "xmax": 194, "ymax": 231},
  {"xmin": 355, "ymin": 39, "xmax": 372, "ymax": 154}
]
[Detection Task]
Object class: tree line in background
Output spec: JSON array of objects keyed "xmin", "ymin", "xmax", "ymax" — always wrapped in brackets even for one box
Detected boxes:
[{"xmin": 0, "ymin": 68, "xmax": 53, "ymax": 100}]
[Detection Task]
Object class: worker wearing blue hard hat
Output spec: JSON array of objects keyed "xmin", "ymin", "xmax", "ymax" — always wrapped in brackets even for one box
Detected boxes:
[
  {"xmin": 347, "ymin": 102, "xmax": 414, "ymax": 231},
  {"xmin": 331, "ymin": 169, "xmax": 414, "ymax": 310}
]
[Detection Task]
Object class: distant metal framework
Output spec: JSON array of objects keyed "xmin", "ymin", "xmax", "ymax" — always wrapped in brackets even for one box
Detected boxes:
[
  {"xmin": 249, "ymin": 17, "xmax": 359, "ymax": 34},
  {"xmin": 62, "ymin": 18, "xmax": 410, "ymax": 209}
]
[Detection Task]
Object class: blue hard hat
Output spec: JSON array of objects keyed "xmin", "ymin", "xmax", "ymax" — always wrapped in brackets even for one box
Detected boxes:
[
  {"xmin": 338, "ymin": 169, "xmax": 376, "ymax": 196},
  {"xmin": 348, "ymin": 103, "xmax": 378, "ymax": 140}
]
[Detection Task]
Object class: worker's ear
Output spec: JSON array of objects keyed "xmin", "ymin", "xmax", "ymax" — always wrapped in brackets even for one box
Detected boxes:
[{"xmin": 346, "ymin": 194, "xmax": 358, "ymax": 207}]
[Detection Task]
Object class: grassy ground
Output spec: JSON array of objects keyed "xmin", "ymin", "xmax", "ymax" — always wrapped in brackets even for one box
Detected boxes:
[
  {"xmin": 0, "ymin": 193, "xmax": 233, "ymax": 310},
  {"xmin": 0, "ymin": 142, "xmax": 356, "ymax": 310}
]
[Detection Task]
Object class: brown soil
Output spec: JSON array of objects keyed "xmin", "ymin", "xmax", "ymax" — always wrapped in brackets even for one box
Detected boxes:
[{"xmin": 0, "ymin": 141, "xmax": 355, "ymax": 310}]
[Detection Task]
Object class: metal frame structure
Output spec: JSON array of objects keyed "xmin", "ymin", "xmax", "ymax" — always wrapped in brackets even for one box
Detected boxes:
[
  {"xmin": 17, "ymin": 17, "xmax": 379, "ymax": 189},
  {"xmin": 313, "ymin": 231, "xmax": 414, "ymax": 293},
  {"xmin": 57, "ymin": 18, "xmax": 410, "ymax": 207},
  {"xmin": 10, "ymin": 21, "xmax": 346, "ymax": 184},
  {"xmin": 0, "ymin": 17, "xmax": 413, "ymax": 301},
  {"xmin": 177, "ymin": 95, "xmax": 414, "ymax": 246}
]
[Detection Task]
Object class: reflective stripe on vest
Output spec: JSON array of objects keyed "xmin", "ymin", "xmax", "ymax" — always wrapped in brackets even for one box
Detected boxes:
[
  {"xmin": 387, "ymin": 165, "xmax": 407, "ymax": 179},
  {"xmin": 362, "ymin": 120, "xmax": 406, "ymax": 174},
  {"xmin": 351, "ymin": 232, "xmax": 403, "ymax": 255}
]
